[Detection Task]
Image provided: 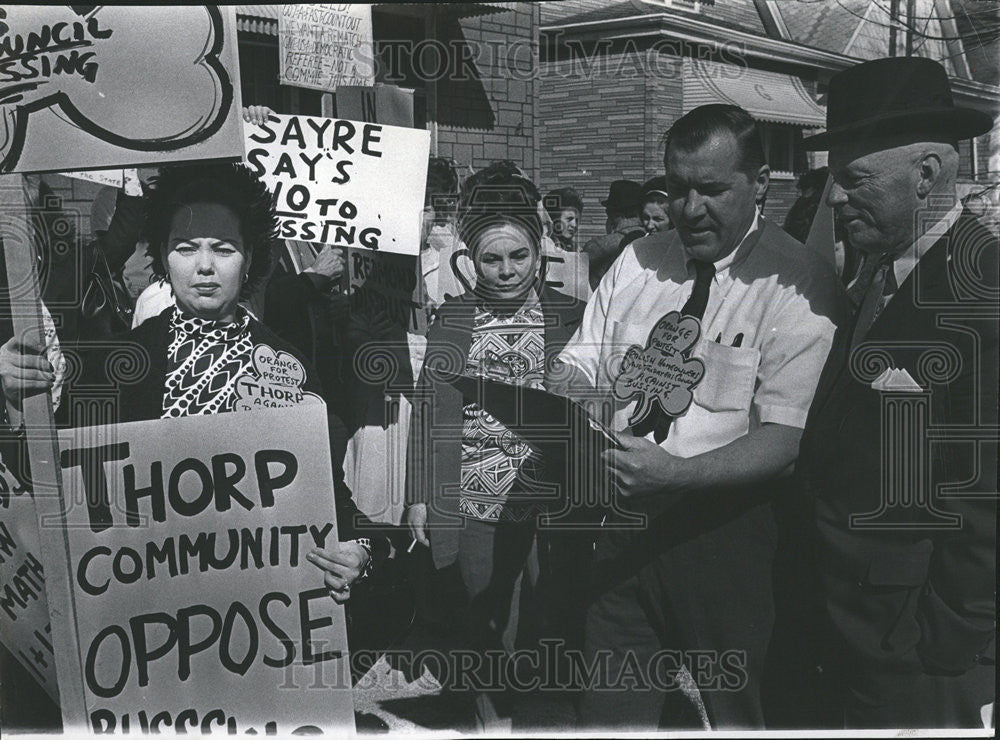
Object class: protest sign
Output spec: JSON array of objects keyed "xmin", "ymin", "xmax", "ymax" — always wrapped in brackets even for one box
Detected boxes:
[
  {"xmin": 279, "ymin": 4, "xmax": 374, "ymax": 92},
  {"xmin": 348, "ymin": 247, "xmax": 425, "ymax": 333},
  {"xmin": 60, "ymin": 169, "xmax": 123, "ymax": 189},
  {"xmin": 337, "ymin": 85, "xmax": 414, "ymax": 128},
  {"xmin": 0, "ymin": 451, "xmax": 58, "ymax": 700},
  {"xmin": 542, "ymin": 250, "xmax": 592, "ymax": 302},
  {"xmin": 612, "ymin": 311, "xmax": 706, "ymax": 427},
  {"xmin": 38, "ymin": 406, "xmax": 353, "ymax": 732},
  {"xmin": 244, "ymin": 113, "xmax": 429, "ymax": 255},
  {"xmin": 0, "ymin": 6, "xmax": 242, "ymax": 174}
]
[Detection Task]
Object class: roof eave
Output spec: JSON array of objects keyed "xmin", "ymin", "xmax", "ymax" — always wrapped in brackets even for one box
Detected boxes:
[{"xmin": 541, "ymin": 13, "xmax": 1000, "ymax": 112}]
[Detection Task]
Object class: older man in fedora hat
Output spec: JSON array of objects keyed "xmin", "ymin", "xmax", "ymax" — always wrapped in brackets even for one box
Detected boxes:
[{"xmin": 797, "ymin": 56, "xmax": 998, "ymax": 729}]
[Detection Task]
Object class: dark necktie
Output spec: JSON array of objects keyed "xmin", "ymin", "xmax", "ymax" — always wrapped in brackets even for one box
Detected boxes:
[
  {"xmin": 632, "ymin": 260, "xmax": 716, "ymax": 442},
  {"xmin": 850, "ymin": 255, "xmax": 897, "ymax": 350}
]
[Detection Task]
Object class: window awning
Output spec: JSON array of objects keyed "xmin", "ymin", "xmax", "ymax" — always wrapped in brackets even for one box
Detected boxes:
[
  {"xmin": 682, "ymin": 57, "xmax": 826, "ymax": 127},
  {"xmin": 235, "ymin": 5, "xmax": 280, "ymax": 35}
]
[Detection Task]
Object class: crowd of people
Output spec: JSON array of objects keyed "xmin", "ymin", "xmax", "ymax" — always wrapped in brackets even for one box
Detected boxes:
[{"xmin": 0, "ymin": 56, "xmax": 995, "ymax": 733}]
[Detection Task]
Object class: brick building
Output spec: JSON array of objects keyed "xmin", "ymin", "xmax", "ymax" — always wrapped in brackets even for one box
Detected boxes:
[
  {"xmin": 538, "ymin": 0, "xmax": 1000, "ymax": 244},
  {"xmin": 236, "ymin": 3, "xmax": 540, "ymax": 180}
]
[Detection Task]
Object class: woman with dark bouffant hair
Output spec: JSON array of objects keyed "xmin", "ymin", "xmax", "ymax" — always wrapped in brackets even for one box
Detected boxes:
[
  {"xmin": 0, "ymin": 161, "xmax": 388, "ymax": 601},
  {"xmin": 403, "ymin": 161, "xmax": 587, "ymax": 730}
]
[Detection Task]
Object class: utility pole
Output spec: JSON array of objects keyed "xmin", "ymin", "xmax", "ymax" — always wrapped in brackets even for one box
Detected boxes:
[
  {"xmin": 905, "ymin": 0, "xmax": 916, "ymax": 55},
  {"xmin": 889, "ymin": 0, "xmax": 900, "ymax": 55}
]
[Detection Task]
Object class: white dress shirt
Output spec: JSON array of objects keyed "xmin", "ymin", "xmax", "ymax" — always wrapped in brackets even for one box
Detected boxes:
[{"xmin": 558, "ymin": 216, "xmax": 847, "ymax": 458}]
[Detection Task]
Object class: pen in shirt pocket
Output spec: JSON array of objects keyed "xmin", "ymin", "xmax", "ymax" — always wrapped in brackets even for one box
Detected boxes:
[{"xmin": 714, "ymin": 332, "xmax": 744, "ymax": 347}]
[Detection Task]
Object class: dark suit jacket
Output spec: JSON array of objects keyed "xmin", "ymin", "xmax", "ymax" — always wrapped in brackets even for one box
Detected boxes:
[
  {"xmin": 404, "ymin": 287, "xmax": 585, "ymax": 569},
  {"xmin": 797, "ymin": 210, "xmax": 998, "ymax": 683}
]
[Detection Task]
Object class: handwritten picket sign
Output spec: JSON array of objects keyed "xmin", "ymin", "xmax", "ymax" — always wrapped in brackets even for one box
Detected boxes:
[
  {"xmin": 613, "ymin": 311, "xmax": 706, "ymax": 427},
  {"xmin": 40, "ymin": 406, "xmax": 353, "ymax": 732},
  {"xmin": 279, "ymin": 4, "xmax": 374, "ymax": 92},
  {"xmin": 0, "ymin": 6, "xmax": 242, "ymax": 174},
  {"xmin": 347, "ymin": 247, "xmax": 425, "ymax": 333},
  {"xmin": 243, "ymin": 113, "xmax": 429, "ymax": 255},
  {"xmin": 0, "ymin": 451, "xmax": 58, "ymax": 699},
  {"xmin": 59, "ymin": 169, "xmax": 123, "ymax": 189}
]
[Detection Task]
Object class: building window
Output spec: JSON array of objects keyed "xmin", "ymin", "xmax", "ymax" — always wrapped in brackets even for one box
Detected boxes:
[
  {"xmin": 757, "ymin": 122, "xmax": 807, "ymax": 177},
  {"xmin": 238, "ymin": 33, "xmax": 323, "ymax": 116}
]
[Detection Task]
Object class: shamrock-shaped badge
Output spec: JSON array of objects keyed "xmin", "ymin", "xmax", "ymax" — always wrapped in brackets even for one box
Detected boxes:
[{"xmin": 612, "ymin": 311, "xmax": 705, "ymax": 428}]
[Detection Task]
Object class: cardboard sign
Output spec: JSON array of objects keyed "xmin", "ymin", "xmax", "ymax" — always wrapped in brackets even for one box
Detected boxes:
[
  {"xmin": 348, "ymin": 248, "xmax": 424, "ymax": 333},
  {"xmin": 337, "ymin": 85, "xmax": 414, "ymax": 127},
  {"xmin": 0, "ymin": 452, "xmax": 58, "ymax": 699},
  {"xmin": 244, "ymin": 113, "xmax": 429, "ymax": 255},
  {"xmin": 44, "ymin": 406, "xmax": 353, "ymax": 732},
  {"xmin": 0, "ymin": 6, "xmax": 243, "ymax": 174},
  {"xmin": 60, "ymin": 169, "xmax": 124, "ymax": 189},
  {"xmin": 279, "ymin": 4, "xmax": 374, "ymax": 92},
  {"xmin": 233, "ymin": 344, "xmax": 325, "ymax": 411},
  {"xmin": 542, "ymin": 250, "xmax": 591, "ymax": 302},
  {"xmin": 612, "ymin": 311, "xmax": 705, "ymax": 427}
]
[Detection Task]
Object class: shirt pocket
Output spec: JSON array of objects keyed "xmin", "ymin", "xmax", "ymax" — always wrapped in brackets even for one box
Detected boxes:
[{"xmin": 693, "ymin": 340, "xmax": 761, "ymax": 413}]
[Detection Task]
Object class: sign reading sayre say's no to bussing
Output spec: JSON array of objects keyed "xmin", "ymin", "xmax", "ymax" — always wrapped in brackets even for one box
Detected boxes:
[
  {"xmin": 48, "ymin": 406, "xmax": 354, "ymax": 733},
  {"xmin": 244, "ymin": 112, "xmax": 430, "ymax": 255},
  {"xmin": 0, "ymin": 5, "xmax": 243, "ymax": 173}
]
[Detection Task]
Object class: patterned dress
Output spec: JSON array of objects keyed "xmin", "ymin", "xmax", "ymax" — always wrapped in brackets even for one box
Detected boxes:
[{"xmin": 459, "ymin": 295, "xmax": 547, "ymax": 522}]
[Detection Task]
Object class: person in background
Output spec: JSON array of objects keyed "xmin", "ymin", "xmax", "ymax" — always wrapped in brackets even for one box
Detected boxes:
[
  {"xmin": 783, "ymin": 167, "xmax": 828, "ymax": 244},
  {"xmin": 639, "ymin": 176, "xmax": 672, "ymax": 234},
  {"xmin": 421, "ymin": 156, "xmax": 466, "ymax": 312},
  {"xmin": 797, "ymin": 56, "xmax": 997, "ymax": 730},
  {"xmin": 582, "ymin": 179, "xmax": 645, "ymax": 289},
  {"xmin": 404, "ymin": 162, "xmax": 585, "ymax": 731},
  {"xmin": 545, "ymin": 186, "xmax": 584, "ymax": 251}
]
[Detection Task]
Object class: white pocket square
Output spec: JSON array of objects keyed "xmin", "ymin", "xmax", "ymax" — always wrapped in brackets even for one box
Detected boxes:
[{"xmin": 871, "ymin": 367, "xmax": 923, "ymax": 391}]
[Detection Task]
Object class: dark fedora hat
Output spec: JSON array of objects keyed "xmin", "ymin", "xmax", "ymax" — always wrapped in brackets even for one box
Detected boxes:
[
  {"xmin": 601, "ymin": 179, "xmax": 643, "ymax": 213},
  {"xmin": 803, "ymin": 56, "xmax": 993, "ymax": 151}
]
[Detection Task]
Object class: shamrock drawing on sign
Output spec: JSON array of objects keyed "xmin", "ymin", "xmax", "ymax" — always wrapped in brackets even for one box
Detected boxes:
[
  {"xmin": 612, "ymin": 311, "xmax": 705, "ymax": 428},
  {"xmin": 232, "ymin": 344, "xmax": 324, "ymax": 412},
  {"xmin": 0, "ymin": 5, "xmax": 233, "ymax": 172}
]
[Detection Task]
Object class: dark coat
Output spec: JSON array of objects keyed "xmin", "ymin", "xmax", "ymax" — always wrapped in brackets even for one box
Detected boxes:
[
  {"xmin": 797, "ymin": 211, "xmax": 998, "ymax": 686},
  {"xmin": 68, "ymin": 307, "xmax": 381, "ymax": 545},
  {"xmin": 405, "ymin": 287, "xmax": 586, "ymax": 568}
]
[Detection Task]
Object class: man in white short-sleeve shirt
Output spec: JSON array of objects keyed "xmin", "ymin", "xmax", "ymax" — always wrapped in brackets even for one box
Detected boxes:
[{"xmin": 556, "ymin": 104, "xmax": 847, "ymax": 729}]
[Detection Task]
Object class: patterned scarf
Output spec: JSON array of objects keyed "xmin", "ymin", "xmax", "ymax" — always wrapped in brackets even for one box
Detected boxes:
[{"xmin": 161, "ymin": 308, "xmax": 253, "ymax": 418}]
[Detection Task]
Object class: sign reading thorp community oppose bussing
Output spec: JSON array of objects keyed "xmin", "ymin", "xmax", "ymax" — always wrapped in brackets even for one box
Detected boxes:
[
  {"xmin": 0, "ymin": 5, "xmax": 243, "ymax": 173},
  {"xmin": 244, "ymin": 112, "xmax": 429, "ymax": 255},
  {"xmin": 42, "ymin": 406, "xmax": 354, "ymax": 732},
  {"xmin": 278, "ymin": 4, "xmax": 374, "ymax": 92}
]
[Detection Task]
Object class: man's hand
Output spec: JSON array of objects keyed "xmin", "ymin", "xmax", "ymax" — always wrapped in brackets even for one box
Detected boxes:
[
  {"xmin": 304, "ymin": 244, "xmax": 346, "ymax": 282},
  {"xmin": 405, "ymin": 503, "xmax": 429, "ymax": 547},
  {"xmin": 0, "ymin": 334, "xmax": 54, "ymax": 411},
  {"xmin": 602, "ymin": 435, "xmax": 688, "ymax": 500},
  {"xmin": 242, "ymin": 105, "xmax": 274, "ymax": 127},
  {"xmin": 307, "ymin": 542, "xmax": 370, "ymax": 604}
]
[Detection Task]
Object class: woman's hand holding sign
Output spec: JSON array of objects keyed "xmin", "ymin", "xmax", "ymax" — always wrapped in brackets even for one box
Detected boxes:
[
  {"xmin": 242, "ymin": 105, "xmax": 274, "ymax": 127},
  {"xmin": 0, "ymin": 333, "xmax": 54, "ymax": 411},
  {"xmin": 307, "ymin": 542, "xmax": 371, "ymax": 604}
]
